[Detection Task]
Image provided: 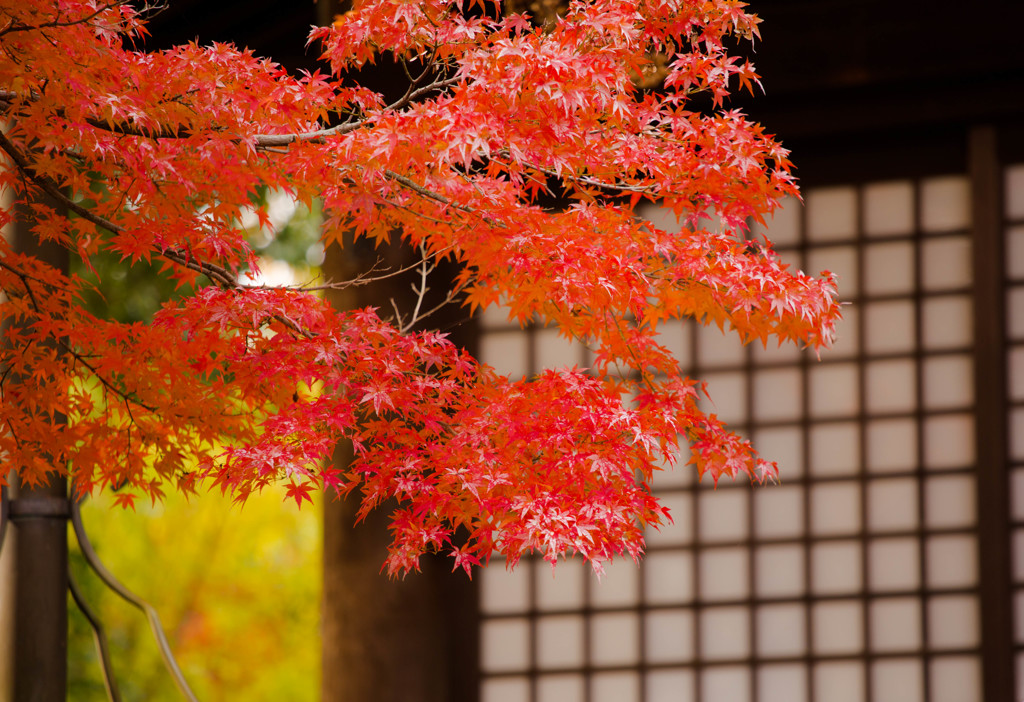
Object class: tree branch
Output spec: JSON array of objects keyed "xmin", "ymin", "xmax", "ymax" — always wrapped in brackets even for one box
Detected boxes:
[{"xmin": 0, "ymin": 1, "xmax": 138, "ymax": 39}]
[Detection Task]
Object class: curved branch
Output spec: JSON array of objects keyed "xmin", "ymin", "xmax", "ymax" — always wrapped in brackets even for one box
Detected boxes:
[
  {"xmin": 71, "ymin": 497, "xmax": 200, "ymax": 702},
  {"xmin": 68, "ymin": 570, "xmax": 123, "ymax": 702}
]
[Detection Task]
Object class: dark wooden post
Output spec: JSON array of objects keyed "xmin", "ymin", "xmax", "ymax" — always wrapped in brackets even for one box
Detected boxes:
[
  {"xmin": 318, "ymin": 224, "xmax": 479, "ymax": 702},
  {"xmin": 969, "ymin": 125, "xmax": 1015, "ymax": 702},
  {"xmin": 5, "ymin": 207, "xmax": 70, "ymax": 701}
]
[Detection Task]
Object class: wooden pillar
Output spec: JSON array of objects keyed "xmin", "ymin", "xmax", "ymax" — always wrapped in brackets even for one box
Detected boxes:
[
  {"xmin": 969, "ymin": 125, "xmax": 1015, "ymax": 702},
  {"xmin": 5, "ymin": 208, "xmax": 70, "ymax": 702},
  {"xmin": 319, "ymin": 235, "xmax": 478, "ymax": 702}
]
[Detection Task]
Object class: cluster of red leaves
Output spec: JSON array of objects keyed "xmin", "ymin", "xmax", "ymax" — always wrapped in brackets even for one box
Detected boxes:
[{"xmin": 0, "ymin": 0, "xmax": 840, "ymax": 576}]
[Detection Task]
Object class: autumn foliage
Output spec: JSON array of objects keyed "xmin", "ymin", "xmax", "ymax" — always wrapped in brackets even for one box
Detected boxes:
[{"xmin": 0, "ymin": 0, "xmax": 840, "ymax": 576}]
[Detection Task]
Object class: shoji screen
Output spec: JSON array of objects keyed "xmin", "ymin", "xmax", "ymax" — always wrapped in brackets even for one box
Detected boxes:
[
  {"xmin": 477, "ymin": 175, "xmax": 988, "ymax": 702},
  {"xmin": 1006, "ymin": 162, "xmax": 1024, "ymax": 699}
]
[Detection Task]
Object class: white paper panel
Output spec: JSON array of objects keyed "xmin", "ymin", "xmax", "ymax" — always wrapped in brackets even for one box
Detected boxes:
[
  {"xmin": 864, "ymin": 241, "xmax": 914, "ymax": 295},
  {"xmin": 811, "ymin": 600, "xmax": 864, "ymax": 654},
  {"xmin": 867, "ymin": 478, "xmax": 918, "ymax": 532},
  {"xmin": 1016, "ymin": 590, "xmax": 1024, "ymax": 643},
  {"xmin": 701, "ymin": 371, "xmax": 747, "ymax": 424},
  {"xmin": 1013, "ymin": 468, "xmax": 1024, "ymax": 521},
  {"xmin": 756, "ymin": 604, "xmax": 806, "ymax": 657},
  {"xmin": 480, "ymin": 331, "xmax": 530, "ymax": 378},
  {"xmin": 637, "ymin": 202, "xmax": 685, "ymax": 233},
  {"xmin": 536, "ymin": 559, "xmax": 583, "ymax": 611},
  {"xmin": 927, "ymin": 595, "xmax": 980, "ymax": 649},
  {"xmin": 925, "ymin": 535, "xmax": 978, "ymax": 588},
  {"xmin": 697, "ymin": 324, "xmax": 746, "ymax": 367},
  {"xmin": 864, "ymin": 180, "xmax": 914, "ymax": 237},
  {"xmin": 776, "ymin": 248, "xmax": 803, "ymax": 276},
  {"xmin": 644, "ymin": 552, "xmax": 694, "ymax": 604},
  {"xmin": 753, "ymin": 485, "xmax": 804, "ymax": 539},
  {"xmin": 481, "ymin": 618, "xmax": 531, "ymax": 672},
  {"xmin": 864, "ymin": 300, "xmax": 915, "ymax": 354},
  {"xmin": 807, "ymin": 244, "xmax": 858, "ymax": 296},
  {"xmin": 1007, "ymin": 225, "xmax": 1024, "ymax": 279},
  {"xmin": 929, "ymin": 656, "xmax": 982, "ymax": 702},
  {"xmin": 924, "ymin": 474, "xmax": 976, "ymax": 529},
  {"xmin": 757, "ymin": 664, "xmax": 808, "ymax": 702},
  {"xmin": 811, "ymin": 542, "xmax": 862, "ymax": 595},
  {"xmin": 806, "ymin": 187, "xmax": 857, "ymax": 241},
  {"xmin": 1014, "ymin": 530, "xmax": 1024, "ymax": 583},
  {"xmin": 922, "ymin": 295, "xmax": 973, "ymax": 349},
  {"xmin": 647, "ymin": 669, "xmax": 696, "ymax": 702},
  {"xmin": 921, "ymin": 235, "xmax": 972, "ymax": 291},
  {"xmin": 810, "ymin": 422, "xmax": 860, "ymax": 476},
  {"xmin": 752, "ymin": 426, "xmax": 805, "ymax": 478},
  {"xmin": 538, "ymin": 674, "xmax": 584, "ymax": 702},
  {"xmin": 753, "ymin": 329, "xmax": 804, "ymax": 363},
  {"xmin": 651, "ymin": 446, "xmax": 694, "ymax": 489},
  {"xmin": 590, "ymin": 558, "xmax": 639, "ymax": 608},
  {"xmin": 698, "ymin": 489, "xmax": 748, "ymax": 542},
  {"xmin": 866, "ymin": 418, "xmax": 918, "ymax": 473},
  {"xmin": 866, "ymin": 359, "xmax": 917, "ymax": 414},
  {"xmin": 482, "ymin": 676, "xmax": 530, "ymax": 702},
  {"xmin": 923, "ymin": 413, "xmax": 975, "ymax": 470},
  {"xmin": 809, "ymin": 363, "xmax": 860, "ymax": 417},
  {"xmin": 753, "ymin": 195, "xmax": 801, "ymax": 245},
  {"xmin": 590, "ymin": 612, "xmax": 639, "ymax": 666},
  {"xmin": 1005, "ymin": 164, "xmax": 1024, "ymax": 219},
  {"xmin": 644, "ymin": 610, "xmax": 694, "ymax": 664},
  {"xmin": 481, "ymin": 561, "xmax": 530, "ymax": 614},
  {"xmin": 753, "ymin": 368, "xmax": 802, "ymax": 421},
  {"xmin": 660, "ymin": 319, "xmax": 693, "ymax": 368},
  {"xmin": 813, "ymin": 661, "xmax": 865, "ymax": 702},
  {"xmin": 810, "ymin": 482, "xmax": 861, "ymax": 535},
  {"xmin": 1010, "ymin": 346, "xmax": 1024, "ymax": 401},
  {"xmin": 1014, "ymin": 409, "xmax": 1024, "ymax": 461},
  {"xmin": 479, "ymin": 302, "xmax": 517, "ymax": 329},
  {"xmin": 868, "ymin": 537, "xmax": 920, "ymax": 591},
  {"xmin": 869, "ymin": 597, "xmax": 921, "ymax": 652},
  {"xmin": 592, "ymin": 672, "xmax": 639, "ymax": 702},
  {"xmin": 699, "ymin": 548, "xmax": 748, "ymax": 602},
  {"xmin": 922, "ymin": 354, "xmax": 973, "ymax": 409},
  {"xmin": 645, "ymin": 492, "xmax": 693, "ymax": 546},
  {"xmin": 823, "ymin": 305, "xmax": 859, "ymax": 358},
  {"xmin": 535, "ymin": 327, "xmax": 584, "ymax": 370},
  {"xmin": 1009, "ymin": 286, "xmax": 1024, "ymax": 339},
  {"xmin": 755, "ymin": 545, "xmax": 805, "ymax": 598},
  {"xmin": 921, "ymin": 175, "xmax": 970, "ymax": 232},
  {"xmin": 702, "ymin": 666, "xmax": 751, "ymax": 702},
  {"xmin": 871, "ymin": 658, "xmax": 923, "ymax": 702},
  {"xmin": 536, "ymin": 615, "xmax": 584, "ymax": 669}
]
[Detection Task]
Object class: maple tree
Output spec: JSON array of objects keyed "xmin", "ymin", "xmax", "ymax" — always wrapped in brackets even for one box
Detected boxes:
[{"xmin": 0, "ymin": 0, "xmax": 840, "ymax": 577}]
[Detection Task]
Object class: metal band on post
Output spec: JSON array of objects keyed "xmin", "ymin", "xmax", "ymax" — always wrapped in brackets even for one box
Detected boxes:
[{"xmin": 7, "ymin": 496, "xmax": 70, "ymax": 520}]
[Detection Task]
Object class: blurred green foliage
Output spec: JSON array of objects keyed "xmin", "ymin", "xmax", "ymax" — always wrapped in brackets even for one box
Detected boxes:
[{"xmin": 67, "ymin": 189, "xmax": 324, "ymax": 700}]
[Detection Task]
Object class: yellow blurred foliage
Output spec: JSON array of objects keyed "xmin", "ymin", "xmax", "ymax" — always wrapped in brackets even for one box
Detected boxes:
[{"xmin": 68, "ymin": 485, "xmax": 321, "ymax": 701}]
